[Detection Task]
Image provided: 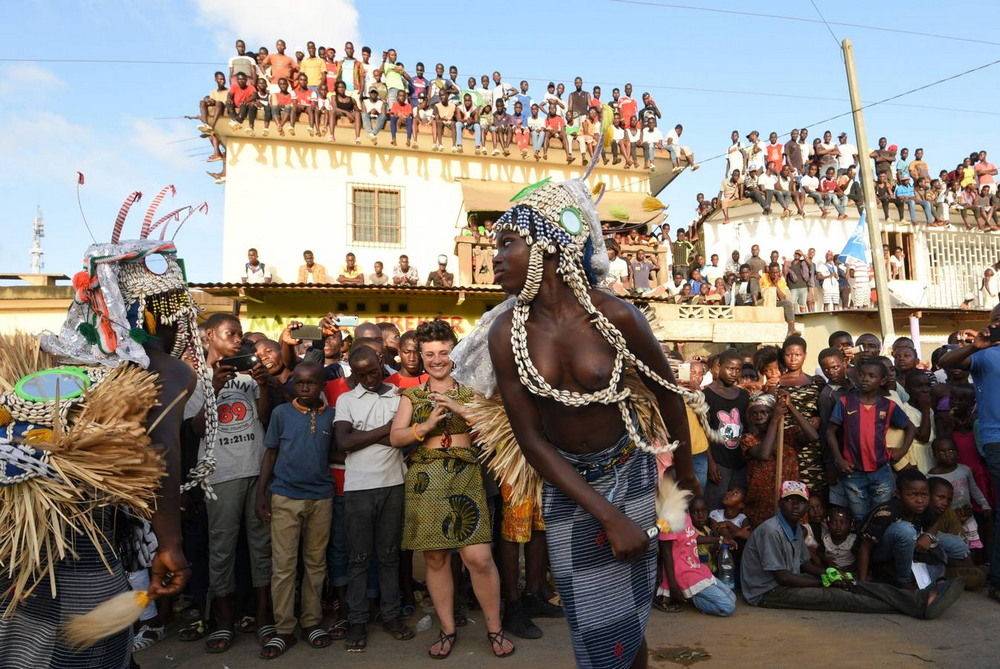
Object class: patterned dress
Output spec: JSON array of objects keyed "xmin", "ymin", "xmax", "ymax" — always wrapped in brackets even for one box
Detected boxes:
[
  {"xmin": 741, "ymin": 432, "xmax": 800, "ymax": 528},
  {"xmin": 782, "ymin": 382, "xmax": 824, "ymax": 496},
  {"xmin": 401, "ymin": 385, "xmax": 492, "ymax": 551}
]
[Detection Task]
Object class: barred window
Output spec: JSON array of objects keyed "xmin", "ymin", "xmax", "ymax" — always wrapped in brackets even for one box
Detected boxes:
[{"xmin": 351, "ymin": 186, "xmax": 401, "ymax": 245}]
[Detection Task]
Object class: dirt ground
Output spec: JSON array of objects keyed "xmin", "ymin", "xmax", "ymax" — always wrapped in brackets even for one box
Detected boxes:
[{"xmin": 138, "ymin": 587, "xmax": 998, "ymax": 669}]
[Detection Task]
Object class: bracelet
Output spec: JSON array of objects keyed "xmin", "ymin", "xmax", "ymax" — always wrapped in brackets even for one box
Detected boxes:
[{"xmin": 412, "ymin": 424, "xmax": 424, "ymax": 443}]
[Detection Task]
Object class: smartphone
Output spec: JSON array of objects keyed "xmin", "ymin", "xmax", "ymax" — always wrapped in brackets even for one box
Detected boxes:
[
  {"xmin": 677, "ymin": 363, "xmax": 691, "ymax": 383},
  {"xmin": 846, "ymin": 345, "xmax": 863, "ymax": 355},
  {"xmin": 294, "ymin": 324, "xmax": 324, "ymax": 340},
  {"xmin": 990, "ymin": 326, "xmax": 1000, "ymax": 343},
  {"xmin": 219, "ymin": 354, "xmax": 259, "ymax": 372},
  {"xmin": 336, "ymin": 316, "xmax": 360, "ymax": 327}
]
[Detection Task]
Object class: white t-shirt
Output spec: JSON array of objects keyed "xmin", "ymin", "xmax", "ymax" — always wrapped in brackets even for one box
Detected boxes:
[
  {"xmin": 243, "ymin": 262, "xmax": 271, "ymax": 284},
  {"xmin": 797, "ymin": 140, "xmax": 812, "ymax": 166},
  {"xmin": 665, "ymin": 128, "xmax": 681, "ymax": 146},
  {"xmin": 757, "ymin": 172, "xmax": 778, "ymax": 190},
  {"xmin": 642, "ymin": 128, "xmax": 663, "ymax": 146},
  {"xmin": 184, "ymin": 376, "xmax": 264, "ymax": 485},
  {"xmin": 334, "ymin": 383, "xmax": 405, "ymax": 492},
  {"xmin": 837, "ymin": 143, "xmax": 857, "ymax": 170},
  {"xmin": 709, "ymin": 509, "xmax": 748, "ymax": 527},
  {"xmin": 663, "ymin": 280, "xmax": 686, "ymax": 297},
  {"xmin": 606, "ymin": 256, "xmax": 629, "ymax": 286},
  {"xmin": 702, "ymin": 264, "xmax": 724, "ymax": 284},
  {"xmin": 726, "ymin": 142, "xmax": 745, "ymax": 173},
  {"xmin": 800, "ymin": 175, "xmax": 820, "ymax": 192}
]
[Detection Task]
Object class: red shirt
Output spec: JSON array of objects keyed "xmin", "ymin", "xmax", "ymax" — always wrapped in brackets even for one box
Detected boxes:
[
  {"xmin": 385, "ymin": 372, "xmax": 429, "ymax": 389},
  {"xmin": 765, "ymin": 143, "xmax": 784, "ymax": 171},
  {"xmin": 273, "ymin": 91, "xmax": 292, "ymax": 106},
  {"xmin": 820, "ymin": 178, "xmax": 838, "ymax": 194},
  {"xmin": 292, "ymin": 86, "xmax": 314, "ymax": 106},
  {"xmin": 230, "ymin": 83, "xmax": 255, "ymax": 106},
  {"xmin": 546, "ymin": 116, "xmax": 565, "ymax": 132},
  {"xmin": 390, "ymin": 101, "xmax": 413, "ymax": 117},
  {"xmin": 618, "ymin": 96, "xmax": 638, "ymax": 122}
]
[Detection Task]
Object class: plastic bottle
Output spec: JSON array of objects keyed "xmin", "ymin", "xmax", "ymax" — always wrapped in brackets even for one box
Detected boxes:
[
  {"xmin": 718, "ymin": 543, "xmax": 736, "ymax": 590},
  {"xmin": 415, "ymin": 615, "xmax": 432, "ymax": 632}
]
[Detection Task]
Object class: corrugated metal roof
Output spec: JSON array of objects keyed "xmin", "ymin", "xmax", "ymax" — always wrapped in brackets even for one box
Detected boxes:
[{"xmin": 189, "ymin": 282, "xmax": 506, "ymax": 296}]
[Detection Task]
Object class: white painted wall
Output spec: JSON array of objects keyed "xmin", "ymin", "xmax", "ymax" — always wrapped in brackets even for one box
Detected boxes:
[{"xmin": 221, "ymin": 138, "xmax": 647, "ymax": 284}]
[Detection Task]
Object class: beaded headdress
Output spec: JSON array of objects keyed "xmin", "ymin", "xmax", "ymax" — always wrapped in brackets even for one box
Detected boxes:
[{"xmin": 37, "ymin": 185, "xmax": 218, "ymax": 495}]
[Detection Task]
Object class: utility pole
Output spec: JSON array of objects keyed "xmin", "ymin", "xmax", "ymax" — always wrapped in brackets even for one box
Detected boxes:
[{"xmin": 843, "ymin": 38, "xmax": 895, "ymax": 345}]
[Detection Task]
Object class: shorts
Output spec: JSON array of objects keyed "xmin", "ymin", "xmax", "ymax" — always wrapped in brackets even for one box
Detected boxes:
[
  {"xmin": 789, "ymin": 287, "xmax": 808, "ymax": 308},
  {"xmin": 501, "ymin": 483, "xmax": 545, "ymax": 543}
]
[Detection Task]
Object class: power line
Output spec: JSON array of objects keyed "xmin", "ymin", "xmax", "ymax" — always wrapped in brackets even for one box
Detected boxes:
[
  {"xmin": 808, "ymin": 0, "xmax": 841, "ymax": 46},
  {"xmin": 608, "ymin": 0, "xmax": 1000, "ymax": 47}
]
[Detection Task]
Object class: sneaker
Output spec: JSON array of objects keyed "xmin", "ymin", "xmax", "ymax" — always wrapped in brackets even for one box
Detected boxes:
[
  {"xmin": 492, "ymin": 148, "xmax": 501, "ymax": 156},
  {"xmin": 520, "ymin": 592, "xmax": 564, "ymax": 619},
  {"xmin": 451, "ymin": 146, "xmax": 458, "ymax": 153},
  {"xmin": 214, "ymin": 177, "xmax": 226, "ymax": 185},
  {"xmin": 262, "ymin": 128, "xmax": 269, "ymax": 137},
  {"xmin": 502, "ymin": 600, "xmax": 542, "ymax": 640},
  {"xmin": 228, "ymin": 120, "xmax": 240, "ymax": 129},
  {"xmin": 245, "ymin": 126, "xmax": 253, "ymax": 135}
]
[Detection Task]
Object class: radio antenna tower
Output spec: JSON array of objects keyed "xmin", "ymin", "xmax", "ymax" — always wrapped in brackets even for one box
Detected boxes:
[{"xmin": 30, "ymin": 207, "xmax": 45, "ymax": 273}]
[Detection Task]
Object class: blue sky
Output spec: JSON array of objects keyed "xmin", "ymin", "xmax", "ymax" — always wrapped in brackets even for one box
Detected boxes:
[{"xmin": 2, "ymin": 0, "xmax": 998, "ymax": 282}]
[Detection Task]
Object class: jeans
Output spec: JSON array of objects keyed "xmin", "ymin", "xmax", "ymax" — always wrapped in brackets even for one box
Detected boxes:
[
  {"xmin": 769, "ymin": 189, "xmax": 791, "ymax": 209},
  {"xmin": 643, "ymin": 142, "xmax": 656, "ymax": 163},
  {"xmin": 530, "ymin": 129, "xmax": 545, "ymax": 152},
  {"xmin": 981, "ymin": 442, "xmax": 1000, "ymax": 586},
  {"xmin": 915, "ymin": 199, "xmax": 934, "ymax": 222},
  {"xmin": 362, "ymin": 112, "xmax": 388, "ymax": 135},
  {"xmin": 389, "ymin": 115, "xmax": 412, "ymax": 141},
  {"xmin": 326, "ymin": 494, "xmax": 348, "ymax": 587},
  {"xmin": 455, "ymin": 121, "xmax": 481, "ymax": 147},
  {"xmin": 872, "ymin": 519, "xmax": 970, "ymax": 585},
  {"xmin": 758, "ymin": 582, "xmax": 927, "ymax": 618},
  {"xmin": 827, "ymin": 194, "xmax": 847, "ymax": 215},
  {"xmin": 691, "ymin": 580, "xmax": 737, "ymax": 616},
  {"xmin": 345, "ymin": 485, "xmax": 404, "ymax": 624},
  {"xmin": 900, "ymin": 198, "xmax": 917, "ymax": 222},
  {"xmin": 665, "ymin": 143, "xmax": 679, "ymax": 163},
  {"xmin": 692, "ymin": 452, "xmax": 708, "ymax": 492},
  {"xmin": 842, "ymin": 465, "xmax": 895, "ymax": 524},
  {"xmin": 747, "ymin": 189, "xmax": 771, "ymax": 212}
]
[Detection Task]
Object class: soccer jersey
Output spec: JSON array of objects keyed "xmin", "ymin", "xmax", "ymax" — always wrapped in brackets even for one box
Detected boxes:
[{"xmin": 829, "ymin": 393, "xmax": 910, "ymax": 471}]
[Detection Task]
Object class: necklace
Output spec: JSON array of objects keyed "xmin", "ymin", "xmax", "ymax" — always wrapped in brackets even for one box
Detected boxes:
[{"xmin": 424, "ymin": 378, "xmax": 459, "ymax": 447}]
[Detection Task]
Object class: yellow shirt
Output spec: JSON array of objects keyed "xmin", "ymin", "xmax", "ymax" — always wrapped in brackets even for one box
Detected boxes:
[
  {"xmin": 687, "ymin": 406, "xmax": 709, "ymax": 456},
  {"xmin": 300, "ymin": 57, "xmax": 325, "ymax": 86}
]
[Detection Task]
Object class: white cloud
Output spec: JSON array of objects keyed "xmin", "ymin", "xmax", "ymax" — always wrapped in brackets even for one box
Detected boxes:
[
  {"xmin": 0, "ymin": 64, "xmax": 66, "ymax": 97},
  {"xmin": 192, "ymin": 0, "xmax": 360, "ymax": 56}
]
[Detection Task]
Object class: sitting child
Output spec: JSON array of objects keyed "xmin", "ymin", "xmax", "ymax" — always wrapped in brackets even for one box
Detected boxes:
[
  {"xmin": 657, "ymin": 512, "xmax": 737, "ymax": 617},
  {"xmin": 803, "ymin": 495, "xmax": 828, "ymax": 554},
  {"xmin": 709, "ymin": 488, "xmax": 751, "ymax": 541},
  {"xmin": 928, "ymin": 437, "xmax": 992, "ymax": 554},
  {"xmin": 821, "ymin": 506, "xmax": 857, "ymax": 572},
  {"xmin": 690, "ymin": 496, "xmax": 728, "ymax": 575},
  {"xmin": 928, "ymin": 477, "xmax": 964, "ymax": 539},
  {"xmin": 857, "ymin": 469, "xmax": 969, "ymax": 587}
]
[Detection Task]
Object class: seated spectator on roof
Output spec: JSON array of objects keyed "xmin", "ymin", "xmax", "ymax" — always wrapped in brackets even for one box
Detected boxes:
[
  {"xmin": 298, "ymin": 250, "xmax": 328, "ymax": 283},
  {"xmin": 368, "ymin": 261, "xmax": 390, "ymax": 285},
  {"xmin": 393, "ymin": 254, "xmax": 419, "ymax": 286},
  {"xmin": 426, "ymin": 255, "xmax": 454, "ymax": 287},
  {"xmin": 338, "ymin": 253, "xmax": 365, "ymax": 285}
]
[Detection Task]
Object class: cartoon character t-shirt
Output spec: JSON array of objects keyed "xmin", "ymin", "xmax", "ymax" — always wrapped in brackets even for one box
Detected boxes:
[{"xmin": 703, "ymin": 386, "xmax": 749, "ymax": 469}]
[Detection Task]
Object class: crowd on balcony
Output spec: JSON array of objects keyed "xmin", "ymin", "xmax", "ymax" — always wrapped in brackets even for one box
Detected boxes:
[
  {"xmin": 242, "ymin": 248, "xmax": 455, "ymax": 287},
  {"xmin": 192, "ymin": 39, "xmax": 698, "ymax": 183},
  {"xmin": 687, "ymin": 128, "xmax": 1000, "ymax": 231}
]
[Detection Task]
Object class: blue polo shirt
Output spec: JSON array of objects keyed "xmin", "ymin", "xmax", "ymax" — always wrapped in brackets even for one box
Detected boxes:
[
  {"xmin": 264, "ymin": 402, "xmax": 336, "ymax": 499},
  {"xmin": 513, "ymin": 93, "xmax": 533, "ymax": 124},
  {"xmin": 894, "ymin": 183, "xmax": 915, "ymax": 198},
  {"xmin": 971, "ymin": 347, "xmax": 1000, "ymax": 445}
]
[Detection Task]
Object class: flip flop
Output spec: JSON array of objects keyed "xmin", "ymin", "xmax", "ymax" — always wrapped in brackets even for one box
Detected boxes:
[
  {"xmin": 303, "ymin": 627, "xmax": 333, "ymax": 648},
  {"xmin": 259, "ymin": 635, "xmax": 296, "ymax": 660},
  {"xmin": 204, "ymin": 629, "xmax": 234, "ymax": 654},
  {"xmin": 179, "ymin": 619, "xmax": 209, "ymax": 642},
  {"xmin": 328, "ymin": 619, "xmax": 349, "ymax": 640},
  {"xmin": 256, "ymin": 624, "xmax": 277, "ymax": 646}
]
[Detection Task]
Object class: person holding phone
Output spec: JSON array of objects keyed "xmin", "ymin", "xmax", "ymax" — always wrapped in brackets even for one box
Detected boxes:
[{"xmin": 184, "ymin": 313, "xmax": 275, "ymax": 654}]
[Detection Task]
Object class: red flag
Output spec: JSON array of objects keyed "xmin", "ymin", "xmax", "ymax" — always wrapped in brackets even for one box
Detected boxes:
[{"xmin": 77, "ymin": 172, "xmax": 85, "ymax": 185}]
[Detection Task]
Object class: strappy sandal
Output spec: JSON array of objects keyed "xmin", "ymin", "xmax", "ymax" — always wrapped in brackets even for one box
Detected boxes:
[
  {"xmin": 428, "ymin": 630, "xmax": 457, "ymax": 659},
  {"xmin": 259, "ymin": 635, "xmax": 296, "ymax": 660},
  {"xmin": 328, "ymin": 618, "xmax": 349, "ymax": 640},
  {"xmin": 256, "ymin": 624, "xmax": 277, "ymax": 646},
  {"xmin": 487, "ymin": 630, "xmax": 516, "ymax": 658},
  {"xmin": 383, "ymin": 617, "xmax": 414, "ymax": 641},
  {"xmin": 345, "ymin": 623, "xmax": 367, "ymax": 652},
  {"xmin": 132, "ymin": 623, "xmax": 165, "ymax": 652},
  {"xmin": 205, "ymin": 629, "xmax": 235, "ymax": 654},
  {"xmin": 303, "ymin": 626, "xmax": 333, "ymax": 648},
  {"xmin": 179, "ymin": 619, "xmax": 209, "ymax": 642}
]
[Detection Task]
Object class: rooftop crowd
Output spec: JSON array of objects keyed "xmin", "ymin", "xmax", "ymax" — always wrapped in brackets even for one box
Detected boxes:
[
  {"xmin": 192, "ymin": 38, "xmax": 698, "ymax": 184},
  {"xmin": 126, "ymin": 305, "xmax": 1000, "ymax": 661}
]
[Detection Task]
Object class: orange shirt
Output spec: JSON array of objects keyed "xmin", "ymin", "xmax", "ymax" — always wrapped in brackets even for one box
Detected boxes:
[
  {"xmin": 385, "ymin": 372, "xmax": 429, "ymax": 389},
  {"xmin": 265, "ymin": 53, "xmax": 295, "ymax": 83},
  {"xmin": 229, "ymin": 83, "xmax": 255, "ymax": 106}
]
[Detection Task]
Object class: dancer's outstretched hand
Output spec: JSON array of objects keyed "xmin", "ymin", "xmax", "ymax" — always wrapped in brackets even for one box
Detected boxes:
[{"xmin": 149, "ymin": 545, "xmax": 190, "ymax": 598}]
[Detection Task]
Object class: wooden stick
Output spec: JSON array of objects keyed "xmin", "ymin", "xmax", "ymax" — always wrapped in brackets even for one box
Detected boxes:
[{"xmin": 773, "ymin": 417, "xmax": 785, "ymax": 508}]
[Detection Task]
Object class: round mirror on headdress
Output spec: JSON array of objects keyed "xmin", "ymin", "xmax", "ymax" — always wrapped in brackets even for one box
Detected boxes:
[
  {"xmin": 13, "ymin": 367, "xmax": 91, "ymax": 402},
  {"xmin": 144, "ymin": 253, "xmax": 169, "ymax": 275}
]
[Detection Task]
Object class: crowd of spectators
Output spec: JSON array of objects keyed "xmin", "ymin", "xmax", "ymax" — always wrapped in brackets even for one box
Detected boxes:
[
  {"xmin": 242, "ymin": 248, "xmax": 455, "ymax": 288},
  {"xmin": 129, "ymin": 307, "xmax": 1000, "ymax": 659},
  {"xmin": 691, "ymin": 128, "xmax": 1000, "ymax": 231},
  {"xmin": 193, "ymin": 39, "xmax": 698, "ymax": 180}
]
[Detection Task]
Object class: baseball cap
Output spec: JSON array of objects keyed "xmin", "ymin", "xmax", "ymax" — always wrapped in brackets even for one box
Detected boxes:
[
  {"xmin": 780, "ymin": 480, "xmax": 809, "ymax": 500},
  {"xmin": 838, "ymin": 132, "xmax": 847, "ymax": 139},
  {"xmin": 899, "ymin": 174, "xmax": 911, "ymax": 180}
]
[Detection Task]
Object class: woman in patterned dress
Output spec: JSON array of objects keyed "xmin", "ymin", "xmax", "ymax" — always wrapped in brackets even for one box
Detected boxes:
[
  {"xmin": 389, "ymin": 319, "xmax": 513, "ymax": 659},
  {"xmin": 777, "ymin": 336, "xmax": 824, "ymax": 497}
]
